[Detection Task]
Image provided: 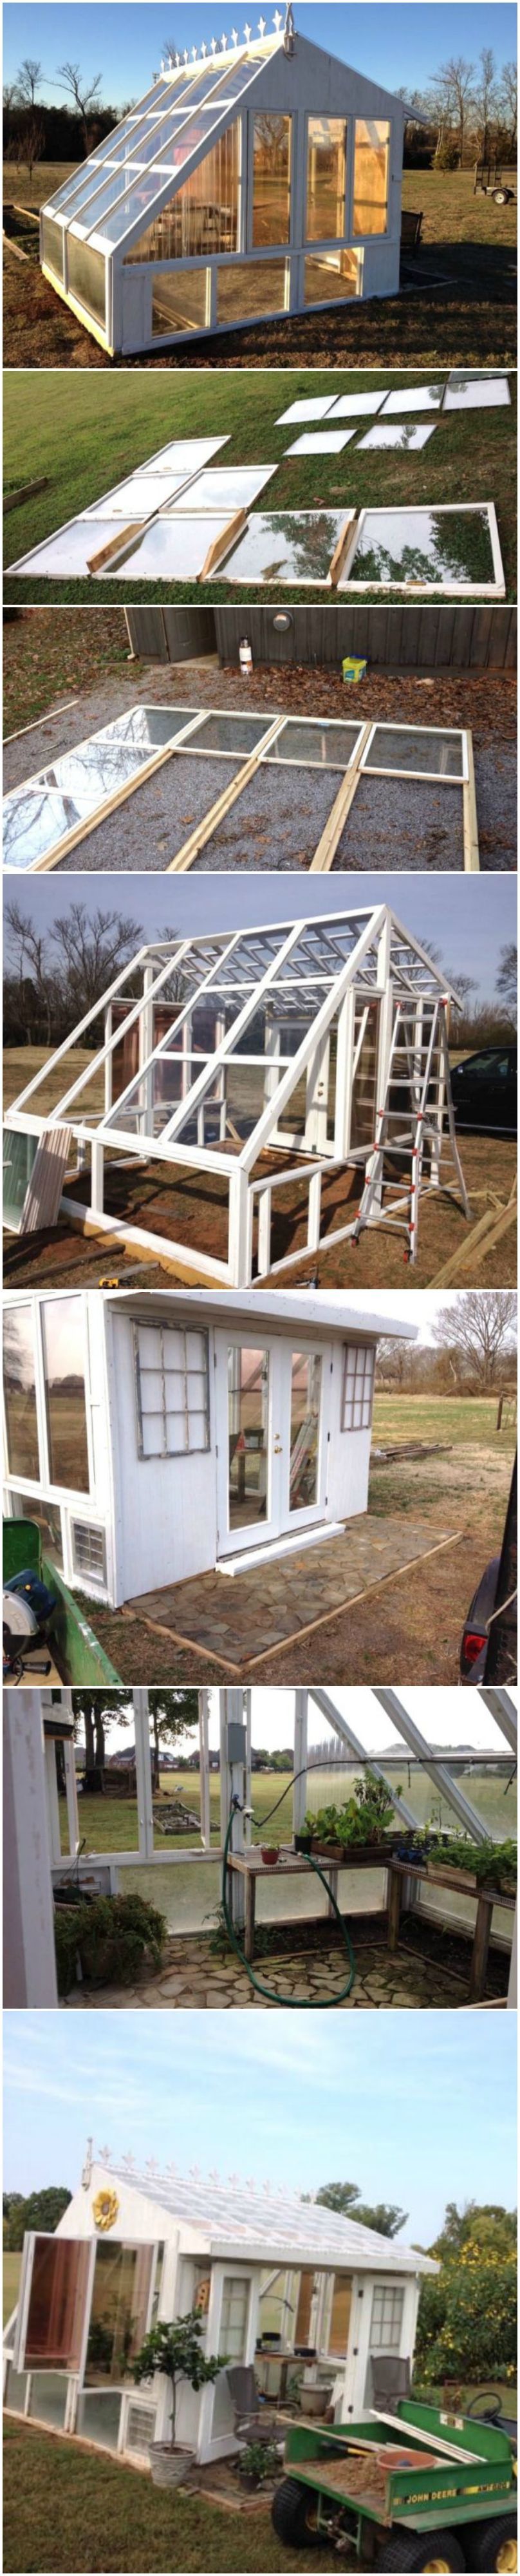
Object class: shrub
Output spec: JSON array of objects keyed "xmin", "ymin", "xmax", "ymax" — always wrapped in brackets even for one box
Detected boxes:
[{"xmin": 54, "ymin": 1891, "xmax": 167, "ymax": 1995}]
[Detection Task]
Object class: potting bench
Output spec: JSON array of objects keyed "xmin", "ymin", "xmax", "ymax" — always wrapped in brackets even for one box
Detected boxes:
[
  {"xmin": 227, "ymin": 1844, "xmax": 385, "ymax": 1963},
  {"xmin": 387, "ymin": 1857, "xmax": 516, "ymax": 2002}
]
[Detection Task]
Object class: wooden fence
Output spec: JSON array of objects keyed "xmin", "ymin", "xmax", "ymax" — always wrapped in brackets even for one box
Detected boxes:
[{"xmin": 125, "ymin": 603, "xmax": 517, "ymax": 670}]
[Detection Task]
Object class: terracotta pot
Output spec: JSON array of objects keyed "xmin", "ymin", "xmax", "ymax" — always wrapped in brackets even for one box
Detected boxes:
[
  {"xmin": 261, "ymin": 1846, "xmax": 279, "ymax": 1865},
  {"xmin": 149, "ymin": 2444, "xmax": 196, "ymax": 2488}
]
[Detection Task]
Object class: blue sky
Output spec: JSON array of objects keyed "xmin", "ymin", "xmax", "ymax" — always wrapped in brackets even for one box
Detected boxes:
[
  {"xmin": 5, "ymin": 870, "xmax": 516, "ymax": 1011},
  {"xmin": 3, "ymin": 3, "xmax": 517, "ymax": 112},
  {"xmin": 3, "ymin": 2011, "xmax": 517, "ymax": 2242}
]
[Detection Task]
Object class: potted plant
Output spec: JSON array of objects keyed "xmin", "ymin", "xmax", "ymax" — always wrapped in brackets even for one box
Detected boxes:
[
  {"xmin": 54, "ymin": 1891, "xmax": 167, "ymax": 1997},
  {"xmin": 425, "ymin": 1835, "xmax": 517, "ymax": 1896},
  {"xmin": 237, "ymin": 2438, "xmax": 280, "ymax": 2490},
  {"xmin": 261, "ymin": 1844, "xmax": 280, "ymax": 1866},
  {"xmin": 306, "ymin": 1773, "xmax": 402, "ymax": 1864},
  {"xmin": 133, "ymin": 2311, "xmax": 223, "ymax": 2487}
]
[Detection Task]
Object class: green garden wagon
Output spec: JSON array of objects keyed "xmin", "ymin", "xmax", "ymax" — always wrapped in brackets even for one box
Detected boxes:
[{"xmin": 272, "ymin": 2397, "xmax": 517, "ymax": 2570}]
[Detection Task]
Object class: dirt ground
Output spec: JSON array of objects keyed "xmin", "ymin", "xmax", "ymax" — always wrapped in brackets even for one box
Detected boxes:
[
  {"xmin": 72, "ymin": 1431, "xmax": 514, "ymax": 1688},
  {"xmin": 3, "ymin": 648, "xmax": 517, "ymax": 876}
]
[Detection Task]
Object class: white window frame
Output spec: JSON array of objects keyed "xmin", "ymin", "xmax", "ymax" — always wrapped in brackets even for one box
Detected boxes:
[
  {"xmin": 341, "ymin": 1343, "xmax": 375, "ymax": 1432},
  {"xmin": 352, "ymin": 117, "xmax": 391, "ymax": 242},
  {"xmin": 133, "ymin": 1317, "xmax": 210, "ymax": 1458},
  {"xmin": 304, "ymin": 112, "xmax": 348, "ymax": 251},
  {"xmin": 337, "ymin": 503, "xmax": 506, "ymax": 600},
  {"xmin": 247, "ymin": 106, "xmax": 294, "ymax": 256},
  {"xmin": 369, "ymin": 2282, "xmax": 405, "ymax": 2353}
]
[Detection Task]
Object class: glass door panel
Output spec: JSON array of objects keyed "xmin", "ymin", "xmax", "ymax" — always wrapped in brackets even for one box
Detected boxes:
[
  {"xmin": 221, "ymin": 1341, "xmax": 274, "ymax": 1551},
  {"xmin": 84, "ymin": 2242, "xmax": 154, "ymax": 2385},
  {"xmin": 328, "ymin": 2271, "xmax": 353, "ymax": 2357},
  {"xmin": 19, "ymin": 2235, "xmax": 92, "ymax": 2372},
  {"xmin": 289, "ymin": 1353, "xmax": 322, "ymax": 1512},
  {"xmin": 350, "ymin": 999, "xmax": 379, "ymax": 1149}
]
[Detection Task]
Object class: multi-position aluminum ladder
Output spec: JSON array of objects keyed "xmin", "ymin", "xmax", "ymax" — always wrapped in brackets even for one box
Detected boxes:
[{"xmin": 352, "ymin": 996, "xmax": 471, "ymax": 1264}]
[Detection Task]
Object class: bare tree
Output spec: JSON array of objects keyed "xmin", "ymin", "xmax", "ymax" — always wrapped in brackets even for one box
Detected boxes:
[
  {"xmin": 474, "ymin": 47, "xmax": 497, "ymax": 160},
  {"xmin": 16, "ymin": 57, "xmax": 42, "ymax": 106},
  {"xmin": 55, "ymin": 59, "xmax": 102, "ymax": 150},
  {"xmin": 433, "ymin": 55, "xmax": 475, "ymax": 163},
  {"xmin": 22, "ymin": 115, "xmax": 46, "ymax": 186},
  {"xmin": 4, "ymin": 897, "xmax": 142, "ymax": 1041},
  {"xmin": 3, "ymin": 81, "xmax": 21, "ymax": 111},
  {"xmin": 426, "ymin": 68, "xmax": 456, "ymax": 160},
  {"xmin": 496, "ymin": 943, "xmax": 517, "ymax": 1021},
  {"xmin": 433, "ymin": 1291, "xmax": 517, "ymax": 1393},
  {"xmin": 500, "ymin": 59, "xmax": 517, "ymax": 153}
]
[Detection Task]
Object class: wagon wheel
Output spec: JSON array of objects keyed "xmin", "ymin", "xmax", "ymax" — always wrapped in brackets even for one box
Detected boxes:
[
  {"xmin": 470, "ymin": 2523, "xmax": 517, "ymax": 2571},
  {"xmin": 492, "ymin": 186, "xmax": 512, "ymax": 203},
  {"xmin": 376, "ymin": 2531, "xmax": 465, "ymax": 2571}
]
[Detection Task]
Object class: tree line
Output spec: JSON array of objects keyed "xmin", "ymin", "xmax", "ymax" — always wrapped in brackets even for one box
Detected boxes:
[
  {"xmin": 376, "ymin": 1291, "xmax": 517, "ymax": 1397},
  {"xmin": 400, "ymin": 50, "xmax": 517, "ymax": 168}
]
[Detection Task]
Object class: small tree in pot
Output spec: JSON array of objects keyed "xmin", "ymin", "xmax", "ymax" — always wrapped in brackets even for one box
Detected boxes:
[{"xmin": 133, "ymin": 2311, "xmax": 223, "ymax": 2487}]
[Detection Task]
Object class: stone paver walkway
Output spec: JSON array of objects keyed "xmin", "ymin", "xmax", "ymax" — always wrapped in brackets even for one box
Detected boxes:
[
  {"xmin": 127, "ymin": 1513, "xmax": 460, "ymax": 1672},
  {"xmin": 62, "ymin": 1935, "xmax": 469, "ymax": 2011}
]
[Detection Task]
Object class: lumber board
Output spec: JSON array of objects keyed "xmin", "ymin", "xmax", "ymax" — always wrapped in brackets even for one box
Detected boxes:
[
  {"xmin": 3, "ymin": 475, "xmax": 48, "ymax": 513},
  {"xmin": 429, "ymin": 1207, "xmax": 497, "ymax": 1285},
  {"xmin": 467, "ymin": 1197, "xmax": 517, "ymax": 1267},
  {"xmin": 166, "ymin": 717, "xmax": 286, "ymax": 872},
  {"xmin": 309, "ymin": 725, "xmax": 371, "ymax": 872},
  {"xmin": 329, "ymin": 513, "xmax": 357, "ymax": 587},
  {"xmin": 462, "ymin": 729, "xmax": 479, "ymax": 871},
  {"xmin": 86, "ymin": 521, "xmax": 144, "ymax": 574},
  {"xmin": 20, "ymin": 1126, "xmax": 72, "ymax": 1233},
  {"xmin": 198, "ymin": 506, "xmax": 246, "ymax": 581},
  {"xmin": 367, "ymin": 2414, "xmax": 476, "ymax": 2467},
  {"xmin": 2, "ymin": 231, "xmax": 30, "ymax": 264}
]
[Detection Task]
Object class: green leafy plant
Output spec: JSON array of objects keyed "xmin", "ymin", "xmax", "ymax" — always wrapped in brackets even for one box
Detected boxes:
[
  {"xmin": 54, "ymin": 1891, "xmax": 167, "ymax": 1996},
  {"xmin": 133, "ymin": 2313, "xmax": 223, "ymax": 2448},
  {"xmin": 305, "ymin": 1772, "xmax": 400, "ymax": 1848},
  {"xmin": 425, "ymin": 1835, "xmax": 517, "ymax": 1889},
  {"xmin": 237, "ymin": 2439, "xmax": 280, "ymax": 2485}
]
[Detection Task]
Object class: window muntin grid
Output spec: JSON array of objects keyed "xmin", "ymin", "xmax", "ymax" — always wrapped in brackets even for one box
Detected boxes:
[
  {"xmin": 370, "ymin": 2285, "xmax": 404, "ymax": 2351},
  {"xmin": 306, "ymin": 117, "xmax": 346, "ymax": 243},
  {"xmin": 133, "ymin": 1320, "xmax": 210, "ymax": 1456},
  {"xmin": 353, "ymin": 118, "xmax": 390, "ymax": 236},
  {"xmin": 341, "ymin": 1345, "xmax": 375, "ymax": 1432}
]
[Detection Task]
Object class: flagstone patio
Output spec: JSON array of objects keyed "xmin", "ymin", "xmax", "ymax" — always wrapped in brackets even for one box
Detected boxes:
[
  {"xmin": 62, "ymin": 1932, "xmax": 474, "ymax": 2012},
  {"xmin": 125, "ymin": 1513, "xmax": 461, "ymax": 1674}
]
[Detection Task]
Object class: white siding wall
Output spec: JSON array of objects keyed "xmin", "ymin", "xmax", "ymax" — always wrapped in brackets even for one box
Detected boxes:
[
  {"xmin": 326, "ymin": 1341, "xmax": 372, "ymax": 1524},
  {"xmin": 107, "ymin": 1309, "xmax": 218, "ymax": 1604}
]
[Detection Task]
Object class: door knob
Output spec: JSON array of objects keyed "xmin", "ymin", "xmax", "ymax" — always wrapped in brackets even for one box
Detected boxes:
[{"xmin": 274, "ymin": 1439, "xmax": 282, "ymax": 1454}]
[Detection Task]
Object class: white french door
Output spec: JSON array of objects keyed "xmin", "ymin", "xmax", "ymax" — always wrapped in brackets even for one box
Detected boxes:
[{"xmin": 214, "ymin": 1331, "xmax": 330, "ymax": 1558}]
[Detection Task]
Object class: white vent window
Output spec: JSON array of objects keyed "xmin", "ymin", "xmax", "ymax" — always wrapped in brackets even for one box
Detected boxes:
[
  {"xmin": 125, "ymin": 2400, "xmax": 157, "ymax": 2455},
  {"xmin": 370, "ymin": 2285, "xmax": 404, "ymax": 2351},
  {"xmin": 71, "ymin": 1521, "xmax": 107, "ymax": 1582},
  {"xmin": 341, "ymin": 1344, "xmax": 375, "ymax": 1431},
  {"xmin": 133, "ymin": 1320, "xmax": 210, "ymax": 1457}
]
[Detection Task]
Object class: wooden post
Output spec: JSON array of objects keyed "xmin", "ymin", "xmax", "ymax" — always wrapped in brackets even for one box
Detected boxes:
[
  {"xmin": 244, "ymin": 1867, "xmax": 255, "ymax": 1962},
  {"xmin": 469, "ymin": 1890, "xmax": 493, "ymax": 2002},
  {"xmin": 387, "ymin": 1864, "xmax": 403, "ymax": 1954},
  {"xmin": 198, "ymin": 506, "xmax": 247, "ymax": 582}
]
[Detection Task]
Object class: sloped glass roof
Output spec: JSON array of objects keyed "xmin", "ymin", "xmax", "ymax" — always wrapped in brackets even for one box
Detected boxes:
[
  {"xmin": 41, "ymin": 36, "xmax": 281, "ymax": 250},
  {"xmin": 101, "ymin": 2158, "xmax": 435, "ymax": 2268}
]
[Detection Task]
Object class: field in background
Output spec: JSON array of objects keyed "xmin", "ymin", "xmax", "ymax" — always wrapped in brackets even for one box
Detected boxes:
[{"xmin": 3, "ymin": 2252, "xmax": 21, "ymax": 2327}]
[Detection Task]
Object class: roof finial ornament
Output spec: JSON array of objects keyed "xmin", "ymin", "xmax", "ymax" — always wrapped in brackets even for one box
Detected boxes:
[
  {"xmin": 221, "ymin": 30, "xmax": 228, "ymax": 48},
  {"xmin": 244, "ymin": 19, "xmax": 252, "ymax": 37},
  {"xmin": 210, "ymin": 33, "xmax": 218, "ymax": 52},
  {"xmin": 274, "ymin": 8, "xmax": 284, "ymax": 28},
  {"xmin": 201, "ymin": 37, "xmax": 207, "ymax": 53},
  {"xmin": 82, "ymin": 2136, "xmax": 93, "ymax": 2190},
  {"xmin": 283, "ymin": 0, "xmax": 295, "ymax": 53},
  {"xmin": 232, "ymin": 26, "xmax": 239, "ymax": 43},
  {"xmin": 183, "ymin": 46, "xmax": 189, "ymax": 63},
  {"xmin": 258, "ymin": 14, "xmax": 266, "ymax": 32},
  {"xmin": 191, "ymin": 43, "xmax": 198, "ymax": 58}
]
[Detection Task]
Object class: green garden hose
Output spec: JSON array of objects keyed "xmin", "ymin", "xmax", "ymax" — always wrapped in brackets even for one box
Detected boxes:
[{"xmin": 221, "ymin": 1808, "xmax": 356, "ymax": 2007}]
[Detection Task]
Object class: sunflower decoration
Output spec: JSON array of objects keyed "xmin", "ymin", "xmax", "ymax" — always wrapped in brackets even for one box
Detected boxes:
[{"xmin": 92, "ymin": 2187, "xmax": 120, "ymax": 2233}]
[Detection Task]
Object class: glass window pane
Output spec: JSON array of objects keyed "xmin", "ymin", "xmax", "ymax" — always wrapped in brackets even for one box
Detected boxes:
[
  {"xmin": 351, "ymin": 1005, "xmax": 379, "ymax": 1149},
  {"xmin": 24, "ymin": 2237, "xmax": 91, "ymax": 2370},
  {"xmin": 217, "ymin": 257, "xmax": 288, "ymax": 322},
  {"xmin": 328, "ymin": 2273, "xmax": 353, "ymax": 2357},
  {"xmin": 304, "ymin": 249, "xmax": 362, "ymax": 303},
  {"xmin": 365, "ymin": 727, "xmax": 463, "ymax": 778},
  {"xmin": 82, "ymin": 473, "xmax": 184, "ymax": 519},
  {"xmin": 306, "ymin": 117, "xmax": 346, "ymax": 241},
  {"xmin": 77, "ymin": 2389, "xmax": 122, "ymax": 2448},
  {"xmin": 353, "ymin": 118, "xmax": 389, "ymax": 235},
  {"xmin": 3, "ymin": 1132, "xmax": 39, "ymax": 1226},
  {"xmin": 152, "ymin": 267, "xmax": 210, "ymax": 335},
  {"xmin": 171, "ymin": 466, "xmax": 274, "ymax": 512},
  {"xmin": 85, "ymin": 2243, "xmax": 153, "ymax": 2384},
  {"xmin": 358, "ymin": 422, "xmax": 436, "ymax": 454},
  {"xmin": 41, "ymin": 215, "xmax": 64, "ymax": 281},
  {"xmin": 11, "ymin": 1492, "xmax": 64, "ymax": 1572},
  {"xmin": 41, "ymin": 1298, "xmax": 89, "ymax": 1492},
  {"xmin": 290, "ymin": 1353, "xmax": 322, "ymax": 1510},
  {"xmin": 268, "ymin": 719, "xmax": 361, "ymax": 768},
  {"xmin": 29, "ymin": 2371, "xmax": 68, "ymax": 2429},
  {"xmin": 216, "ymin": 509, "xmax": 348, "ymax": 587},
  {"xmin": 380, "ymin": 384, "xmax": 444, "ymax": 415},
  {"xmin": 228, "ymin": 1346, "xmax": 270, "ymax": 1530},
  {"xmin": 219, "ymin": 2277, "xmax": 249, "ymax": 2360},
  {"xmin": 66, "ymin": 237, "xmax": 106, "ymax": 327},
  {"xmin": 5, "ymin": 2365, "xmax": 29, "ymax": 2414},
  {"xmin": 252, "ymin": 114, "xmax": 292, "ymax": 245},
  {"xmin": 187, "ymin": 712, "xmax": 272, "ymax": 753},
  {"xmin": 125, "ymin": 119, "xmax": 239, "ymax": 260},
  {"xmin": 3, "ymin": 1306, "xmax": 39, "ymax": 1480},
  {"xmin": 339, "ymin": 507, "xmax": 496, "ymax": 591},
  {"xmin": 106, "ymin": 514, "xmax": 234, "ymax": 583}
]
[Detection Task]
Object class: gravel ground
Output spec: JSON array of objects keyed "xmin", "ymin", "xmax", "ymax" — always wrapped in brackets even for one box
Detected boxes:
[
  {"xmin": 57, "ymin": 752, "xmax": 241, "ymax": 873},
  {"xmin": 4, "ymin": 654, "xmax": 517, "ymax": 874},
  {"xmin": 196, "ymin": 759, "xmax": 339, "ymax": 870},
  {"xmin": 334, "ymin": 772, "xmax": 465, "ymax": 871}
]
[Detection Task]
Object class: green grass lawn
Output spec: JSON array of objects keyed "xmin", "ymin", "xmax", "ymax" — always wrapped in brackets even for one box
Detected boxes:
[
  {"xmin": 3, "ymin": 2393, "xmax": 517, "ymax": 2574},
  {"xmin": 402, "ymin": 164, "xmax": 517, "ymax": 247},
  {"xmin": 3, "ymin": 365, "xmax": 516, "ymax": 604},
  {"xmin": 372, "ymin": 1392, "xmax": 517, "ymax": 1452}
]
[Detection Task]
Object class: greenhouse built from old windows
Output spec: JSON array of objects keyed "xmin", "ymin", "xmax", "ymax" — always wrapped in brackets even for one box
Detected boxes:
[{"xmin": 39, "ymin": 14, "xmax": 416, "ymax": 355}]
